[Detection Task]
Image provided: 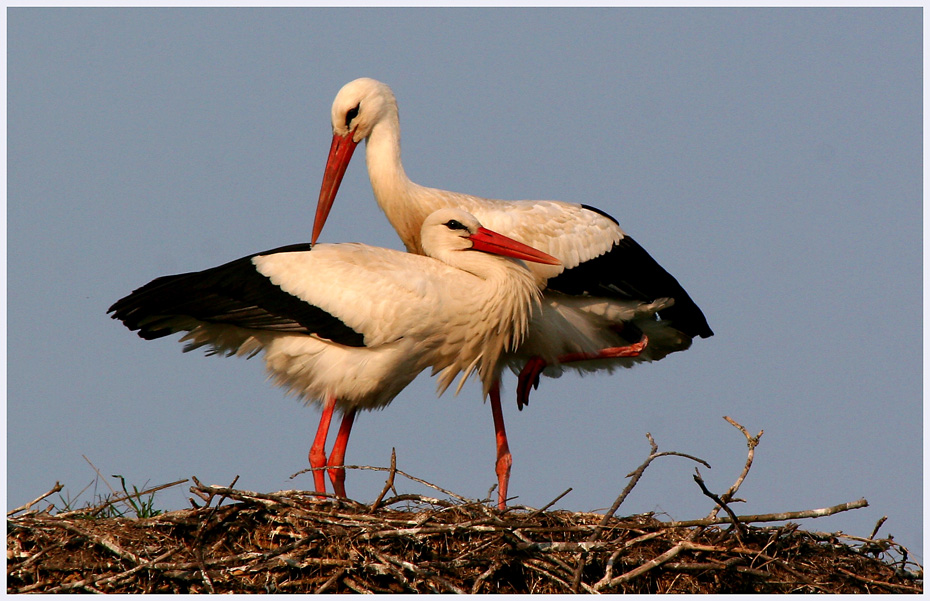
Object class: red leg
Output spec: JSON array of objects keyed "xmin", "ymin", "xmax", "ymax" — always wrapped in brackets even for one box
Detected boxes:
[
  {"xmin": 327, "ymin": 408, "xmax": 356, "ymax": 498},
  {"xmin": 309, "ymin": 396, "xmax": 337, "ymax": 496},
  {"xmin": 489, "ymin": 381, "xmax": 512, "ymax": 511},
  {"xmin": 516, "ymin": 336, "xmax": 649, "ymax": 410}
]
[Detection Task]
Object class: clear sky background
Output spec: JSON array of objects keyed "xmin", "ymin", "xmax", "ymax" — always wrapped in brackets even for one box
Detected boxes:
[{"xmin": 8, "ymin": 8, "xmax": 923, "ymax": 560}]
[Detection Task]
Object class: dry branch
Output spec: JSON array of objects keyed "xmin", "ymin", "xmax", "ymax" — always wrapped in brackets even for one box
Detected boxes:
[
  {"xmin": 665, "ymin": 499, "xmax": 870, "ymax": 528},
  {"xmin": 569, "ymin": 431, "xmax": 710, "ymax": 591},
  {"xmin": 708, "ymin": 416, "xmax": 762, "ymax": 518},
  {"xmin": 693, "ymin": 467, "xmax": 748, "ymax": 541},
  {"xmin": 7, "ymin": 482, "xmax": 63, "ymax": 517},
  {"xmin": 55, "ymin": 478, "xmax": 189, "ymax": 519}
]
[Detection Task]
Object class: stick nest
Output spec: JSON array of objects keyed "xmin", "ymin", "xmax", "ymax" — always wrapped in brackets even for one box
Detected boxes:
[
  {"xmin": 8, "ymin": 484, "xmax": 921, "ymax": 594},
  {"xmin": 8, "ymin": 419, "xmax": 922, "ymax": 593}
]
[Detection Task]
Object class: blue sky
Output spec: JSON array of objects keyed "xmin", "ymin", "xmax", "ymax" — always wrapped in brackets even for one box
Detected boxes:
[{"xmin": 7, "ymin": 8, "xmax": 923, "ymax": 560}]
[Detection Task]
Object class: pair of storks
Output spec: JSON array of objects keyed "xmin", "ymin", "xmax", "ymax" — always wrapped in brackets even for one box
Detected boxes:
[{"xmin": 109, "ymin": 78, "xmax": 712, "ymax": 509}]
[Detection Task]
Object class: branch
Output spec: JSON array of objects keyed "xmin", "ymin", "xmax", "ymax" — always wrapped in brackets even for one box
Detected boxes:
[
  {"xmin": 600, "ymin": 433, "xmax": 710, "ymax": 532},
  {"xmin": 665, "ymin": 498, "xmax": 869, "ymax": 527},
  {"xmin": 595, "ymin": 542, "xmax": 687, "ymax": 590},
  {"xmin": 292, "ymin": 463, "xmax": 470, "ymax": 503},
  {"xmin": 693, "ymin": 467, "xmax": 748, "ymax": 541},
  {"xmin": 570, "ymin": 432, "xmax": 709, "ymax": 591},
  {"xmin": 524, "ymin": 488, "xmax": 572, "ymax": 520},
  {"xmin": 370, "ymin": 448, "xmax": 398, "ymax": 511},
  {"xmin": 7, "ymin": 482, "xmax": 64, "ymax": 516},
  {"xmin": 869, "ymin": 515, "xmax": 887, "ymax": 540},
  {"xmin": 706, "ymin": 416, "xmax": 762, "ymax": 520},
  {"xmin": 41, "ymin": 547, "xmax": 179, "ymax": 594},
  {"xmin": 55, "ymin": 479, "xmax": 188, "ymax": 518}
]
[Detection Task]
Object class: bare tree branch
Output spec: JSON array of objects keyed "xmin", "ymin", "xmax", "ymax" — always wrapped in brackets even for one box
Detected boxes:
[
  {"xmin": 706, "ymin": 416, "xmax": 762, "ymax": 521},
  {"xmin": 693, "ymin": 467, "xmax": 748, "ymax": 541},
  {"xmin": 7, "ymin": 482, "xmax": 63, "ymax": 516}
]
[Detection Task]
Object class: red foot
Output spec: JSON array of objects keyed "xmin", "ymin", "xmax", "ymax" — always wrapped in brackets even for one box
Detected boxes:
[
  {"xmin": 560, "ymin": 334, "xmax": 648, "ymax": 362},
  {"xmin": 514, "ymin": 336, "xmax": 649, "ymax": 410},
  {"xmin": 516, "ymin": 356, "xmax": 547, "ymax": 411}
]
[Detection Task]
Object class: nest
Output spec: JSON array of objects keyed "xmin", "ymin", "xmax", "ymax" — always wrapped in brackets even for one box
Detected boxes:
[{"xmin": 7, "ymin": 419, "xmax": 923, "ymax": 594}]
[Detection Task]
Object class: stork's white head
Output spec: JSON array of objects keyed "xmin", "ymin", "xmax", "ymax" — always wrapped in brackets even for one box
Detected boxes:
[
  {"xmin": 331, "ymin": 77, "xmax": 396, "ymax": 143},
  {"xmin": 314, "ymin": 78, "xmax": 399, "ymax": 245},
  {"xmin": 420, "ymin": 208, "xmax": 560, "ymax": 275},
  {"xmin": 420, "ymin": 210, "xmax": 557, "ymax": 400}
]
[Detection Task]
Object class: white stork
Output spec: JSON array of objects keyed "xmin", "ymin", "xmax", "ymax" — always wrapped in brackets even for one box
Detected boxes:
[
  {"xmin": 312, "ymin": 78, "xmax": 714, "ymax": 508},
  {"xmin": 108, "ymin": 208, "xmax": 559, "ymax": 499}
]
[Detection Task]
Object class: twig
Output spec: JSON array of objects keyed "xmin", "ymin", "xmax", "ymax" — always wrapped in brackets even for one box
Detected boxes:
[
  {"xmin": 190, "ymin": 484, "xmax": 332, "ymax": 509},
  {"xmin": 592, "ymin": 531, "xmax": 670, "ymax": 590},
  {"xmin": 376, "ymin": 550, "xmax": 465, "ymax": 594},
  {"xmin": 595, "ymin": 542, "xmax": 687, "ymax": 590},
  {"xmin": 7, "ymin": 482, "xmax": 64, "ymax": 516},
  {"xmin": 292, "ymin": 463, "xmax": 470, "ymax": 503},
  {"xmin": 195, "ymin": 550, "xmax": 216, "ymax": 593},
  {"xmin": 693, "ymin": 467, "xmax": 748, "ymax": 541},
  {"xmin": 193, "ymin": 474, "xmax": 240, "ymax": 549},
  {"xmin": 836, "ymin": 567, "xmax": 923, "ymax": 594},
  {"xmin": 367, "ymin": 465, "xmax": 470, "ymax": 502},
  {"xmin": 102, "ymin": 547, "xmax": 180, "ymax": 588},
  {"xmin": 315, "ymin": 567, "xmax": 348, "ymax": 594},
  {"xmin": 664, "ymin": 556, "xmax": 745, "ymax": 572},
  {"xmin": 55, "ymin": 478, "xmax": 188, "ymax": 519},
  {"xmin": 595, "ymin": 540, "xmax": 768, "ymax": 591},
  {"xmin": 342, "ymin": 575, "xmax": 374, "ymax": 594},
  {"xmin": 516, "ymin": 541, "xmax": 610, "ymax": 553},
  {"xmin": 606, "ymin": 433, "xmax": 710, "ymax": 529},
  {"xmin": 570, "ymin": 432, "xmax": 709, "ymax": 591},
  {"xmin": 523, "ymin": 557, "xmax": 575, "ymax": 592},
  {"xmin": 82, "ymin": 455, "xmax": 120, "ymax": 498},
  {"xmin": 43, "ymin": 547, "xmax": 179, "ymax": 594},
  {"xmin": 370, "ymin": 448, "xmax": 398, "ymax": 511},
  {"xmin": 706, "ymin": 416, "xmax": 762, "ymax": 520},
  {"xmin": 593, "ymin": 433, "xmax": 709, "ymax": 534},
  {"xmin": 524, "ymin": 487, "xmax": 572, "ymax": 520},
  {"xmin": 869, "ymin": 515, "xmax": 887, "ymax": 540},
  {"xmin": 7, "ymin": 538, "xmax": 63, "ymax": 573},
  {"xmin": 54, "ymin": 521, "xmax": 144, "ymax": 564},
  {"xmin": 471, "ymin": 559, "xmax": 502, "ymax": 594},
  {"xmin": 374, "ymin": 493, "xmax": 455, "ymax": 509},
  {"xmin": 664, "ymin": 498, "xmax": 869, "ymax": 527}
]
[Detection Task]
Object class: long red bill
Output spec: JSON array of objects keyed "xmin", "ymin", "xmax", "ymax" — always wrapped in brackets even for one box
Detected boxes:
[
  {"xmin": 313, "ymin": 132, "xmax": 359, "ymax": 245},
  {"xmin": 469, "ymin": 227, "xmax": 561, "ymax": 265}
]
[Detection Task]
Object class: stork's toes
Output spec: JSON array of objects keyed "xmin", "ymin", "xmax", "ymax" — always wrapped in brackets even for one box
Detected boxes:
[{"xmin": 516, "ymin": 356, "xmax": 547, "ymax": 411}]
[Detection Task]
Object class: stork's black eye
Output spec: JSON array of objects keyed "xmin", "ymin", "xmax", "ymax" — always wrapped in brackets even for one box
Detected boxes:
[
  {"xmin": 444, "ymin": 219, "xmax": 468, "ymax": 231},
  {"xmin": 345, "ymin": 104, "xmax": 360, "ymax": 128}
]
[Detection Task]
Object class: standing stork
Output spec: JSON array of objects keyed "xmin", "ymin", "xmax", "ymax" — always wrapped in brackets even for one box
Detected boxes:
[
  {"xmin": 312, "ymin": 78, "xmax": 714, "ymax": 508},
  {"xmin": 109, "ymin": 208, "xmax": 559, "ymax": 499}
]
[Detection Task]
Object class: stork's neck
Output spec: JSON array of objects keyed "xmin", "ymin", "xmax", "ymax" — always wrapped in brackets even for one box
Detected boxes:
[{"xmin": 365, "ymin": 116, "xmax": 440, "ymax": 254}]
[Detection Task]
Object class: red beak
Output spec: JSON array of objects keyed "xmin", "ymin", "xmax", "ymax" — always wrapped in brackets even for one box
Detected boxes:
[
  {"xmin": 469, "ymin": 227, "xmax": 561, "ymax": 265},
  {"xmin": 313, "ymin": 132, "xmax": 359, "ymax": 245}
]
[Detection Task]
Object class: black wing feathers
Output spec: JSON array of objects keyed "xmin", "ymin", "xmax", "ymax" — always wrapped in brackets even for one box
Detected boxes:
[
  {"xmin": 108, "ymin": 243, "xmax": 366, "ymax": 347},
  {"xmin": 579, "ymin": 204, "xmax": 620, "ymax": 225},
  {"xmin": 547, "ymin": 232, "xmax": 714, "ymax": 340}
]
